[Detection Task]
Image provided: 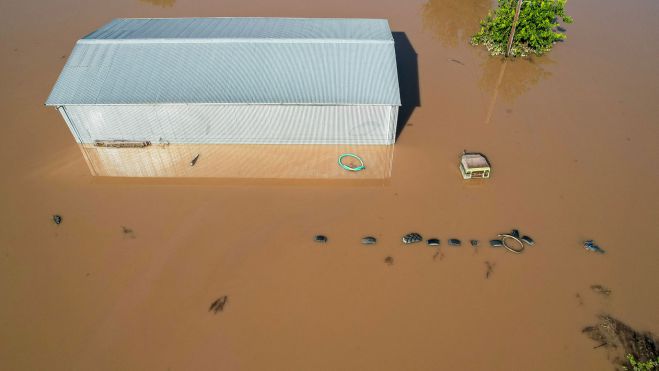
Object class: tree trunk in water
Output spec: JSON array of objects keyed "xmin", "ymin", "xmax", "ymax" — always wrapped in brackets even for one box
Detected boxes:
[{"xmin": 506, "ymin": 0, "xmax": 523, "ymax": 57}]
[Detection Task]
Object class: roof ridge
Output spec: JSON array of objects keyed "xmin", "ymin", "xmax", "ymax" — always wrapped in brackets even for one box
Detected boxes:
[{"xmin": 78, "ymin": 38, "xmax": 393, "ymax": 44}]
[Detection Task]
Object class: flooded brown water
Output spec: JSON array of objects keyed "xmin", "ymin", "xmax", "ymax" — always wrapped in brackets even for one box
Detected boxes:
[
  {"xmin": 79, "ymin": 144, "xmax": 394, "ymax": 179},
  {"xmin": 1, "ymin": 0, "xmax": 658, "ymax": 370}
]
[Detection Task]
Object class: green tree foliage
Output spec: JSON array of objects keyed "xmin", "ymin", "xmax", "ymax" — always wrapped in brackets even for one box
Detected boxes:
[
  {"xmin": 471, "ymin": 0, "xmax": 573, "ymax": 57},
  {"xmin": 625, "ymin": 354, "xmax": 659, "ymax": 371}
]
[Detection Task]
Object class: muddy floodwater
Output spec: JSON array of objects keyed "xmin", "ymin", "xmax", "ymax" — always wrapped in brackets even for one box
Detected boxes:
[{"xmin": 1, "ymin": 0, "xmax": 658, "ymax": 370}]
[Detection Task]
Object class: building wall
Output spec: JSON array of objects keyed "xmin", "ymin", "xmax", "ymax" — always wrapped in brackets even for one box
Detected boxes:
[{"xmin": 61, "ymin": 104, "xmax": 398, "ymax": 145}]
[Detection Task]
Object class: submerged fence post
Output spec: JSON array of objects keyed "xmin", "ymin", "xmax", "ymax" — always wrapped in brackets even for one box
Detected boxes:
[{"xmin": 506, "ymin": 0, "xmax": 524, "ymax": 57}]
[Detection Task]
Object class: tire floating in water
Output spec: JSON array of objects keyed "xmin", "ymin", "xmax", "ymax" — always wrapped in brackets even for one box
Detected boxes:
[
  {"xmin": 52, "ymin": 215, "xmax": 62, "ymax": 225},
  {"xmin": 361, "ymin": 236, "xmax": 377, "ymax": 245},
  {"xmin": 490, "ymin": 239, "xmax": 503, "ymax": 247},
  {"xmin": 427, "ymin": 238, "xmax": 440, "ymax": 246},
  {"xmin": 448, "ymin": 239, "xmax": 461, "ymax": 247},
  {"xmin": 402, "ymin": 233, "xmax": 423, "ymax": 244},
  {"xmin": 521, "ymin": 235, "xmax": 535, "ymax": 246},
  {"xmin": 314, "ymin": 235, "xmax": 328, "ymax": 243}
]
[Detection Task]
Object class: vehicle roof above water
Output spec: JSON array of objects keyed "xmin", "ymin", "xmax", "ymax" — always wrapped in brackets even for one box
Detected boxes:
[{"xmin": 461, "ymin": 153, "xmax": 490, "ymax": 170}]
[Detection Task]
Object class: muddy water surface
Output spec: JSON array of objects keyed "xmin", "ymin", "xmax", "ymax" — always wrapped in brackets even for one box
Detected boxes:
[{"xmin": 1, "ymin": 0, "xmax": 658, "ymax": 370}]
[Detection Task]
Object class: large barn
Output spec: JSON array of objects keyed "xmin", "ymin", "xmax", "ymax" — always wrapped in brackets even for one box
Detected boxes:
[{"xmin": 46, "ymin": 18, "xmax": 401, "ymax": 145}]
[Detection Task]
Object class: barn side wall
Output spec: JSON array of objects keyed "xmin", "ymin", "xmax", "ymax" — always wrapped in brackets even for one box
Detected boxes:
[{"xmin": 61, "ymin": 104, "xmax": 396, "ymax": 145}]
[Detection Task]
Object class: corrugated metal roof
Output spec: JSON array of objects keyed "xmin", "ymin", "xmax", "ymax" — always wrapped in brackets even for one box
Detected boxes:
[
  {"xmin": 82, "ymin": 18, "xmax": 394, "ymax": 41},
  {"xmin": 46, "ymin": 18, "xmax": 400, "ymax": 106}
]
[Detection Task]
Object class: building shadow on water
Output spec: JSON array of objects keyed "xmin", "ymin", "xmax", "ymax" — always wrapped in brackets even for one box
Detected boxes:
[{"xmin": 392, "ymin": 32, "xmax": 420, "ymax": 140}]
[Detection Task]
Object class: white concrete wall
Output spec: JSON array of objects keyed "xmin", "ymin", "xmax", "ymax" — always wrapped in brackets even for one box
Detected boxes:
[{"xmin": 61, "ymin": 104, "xmax": 398, "ymax": 145}]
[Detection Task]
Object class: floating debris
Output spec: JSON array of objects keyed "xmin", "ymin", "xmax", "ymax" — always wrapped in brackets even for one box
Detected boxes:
[
  {"xmin": 485, "ymin": 261, "xmax": 495, "ymax": 279},
  {"xmin": 470, "ymin": 240, "xmax": 479, "ymax": 247},
  {"xmin": 384, "ymin": 256, "xmax": 394, "ymax": 265},
  {"xmin": 584, "ymin": 240, "xmax": 605, "ymax": 254},
  {"xmin": 427, "ymin": 238, "xmax": 440, "ymax": 246},
  {"xmin": 190, "ymin": 153, "xmax": 200, "ymax": 166},
  {"xmin": 361, "ymin": 236, "xmax": 377, "ymax": 245},
  {"xmin": 590, "ymin": 285, "xmax": 612, "ymax": 297},
  {"xmin": 121, "ymin": 226, "xmax": 136, "ymax": 239},
  {"xmin": 492, "ymin": 229, "xmax": 535, "ymax": 251},
  {"xmin": 402, "ymin": 233, "xmax": 423, "ymax": 244},
  {"xmin": 498, "ymin": 234, "xmax": 525, "ymax": 254},
  {"xmin": 490, "ymin": 239, "xmax": 503, "ymax": 247},
  {"xmin": 521, "ymin": 235, "xmax": 535, "ymax": 246},
  {"xmin": 582, "ymin": 315, "xmax": 658, "ymax": 369},
  {"xmin": 314, "ymin": 235, "xmax": 328, "ymax": 243},
  {"xmin": 338, "ymin": 153, "xmax": 366, "ymax": 172},
  {"xmin": 460, "ymin": 151, "xmax": 491, "ymax": 179},
  {"xmin": 209, "ymin": 296, "xmax": 228, "ymax": 314},
  {"xmin": 52, "ymin": 214, "xmax": 62, "ymax": 225},
  {"xmin": 448, "ymin": 58, "xmax": 465, "ymax": 66},
  {"xmin": 448, "ymin": 239, "xmax": 461, "ymax": 247}
]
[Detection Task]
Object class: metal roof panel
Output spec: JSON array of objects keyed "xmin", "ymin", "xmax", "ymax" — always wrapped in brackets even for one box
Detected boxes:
[{"xmin": 47, "ymin": 18, "xmax": 400, "ymax": 106}]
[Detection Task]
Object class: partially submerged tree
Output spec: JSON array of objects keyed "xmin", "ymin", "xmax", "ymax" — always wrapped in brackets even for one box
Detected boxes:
[{"xmin": 472, "ymin": 0, "xmax": 573, "ymax": 57}]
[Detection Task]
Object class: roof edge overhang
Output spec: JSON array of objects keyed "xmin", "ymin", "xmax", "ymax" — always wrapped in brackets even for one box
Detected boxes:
[
  {"xmin": 77, "ymin": 38, "xmax": 394, "ymax": 45},
  {"xmin": 45, "ymin": 102, "xmax": 402, "ymax": 107}
]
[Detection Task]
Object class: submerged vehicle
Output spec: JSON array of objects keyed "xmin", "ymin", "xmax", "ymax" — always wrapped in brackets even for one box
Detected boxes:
[{"xmin": 460, "ymin": 151, "xmax": 491, "ymax": 179}]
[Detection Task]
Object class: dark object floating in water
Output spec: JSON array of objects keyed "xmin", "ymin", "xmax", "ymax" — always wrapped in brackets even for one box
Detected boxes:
[
  {"xmin": 209, "ymin": 295, "xmax": 228, "ymax": 314},
  {"xmin": 448, "ymin": 58, "xmax": 465, "ymax": 65},
  {"xmin": 190, "ymin": 153, "xmax": 200, "ymax": 166},
  {"xmin": 521, "ymin": 235, "xmax": 535, "ymax": 246},
  {"xmin": 470, "ymin": 240, "xmax": 479, "ymax": 247},
  {"xmin": 52, "ymin": 215, "xmax": 62, "ymax": 225},
  {"xmin": 448, "ymin": 239, "xmax": 461, "ymax": 246},
  {"xmin": 427, "ymin": 238, "xmax": 440, "ymax": 246},
  {"xmin": 361, "ymin": 236, "xmax": 377, "ymax": 245},
  {"xmin": 314, "ymin": 235, "xmax": 328, "ymax": 243},
  {"xmin": 384, "ymin": 256, "xmax": 394, "ymax": 265},
  {"xmin": 402, "ymin": 233, "xmax": 423, "ymax": 244},
  {"xmin": 591, "ymin": 285, "xmax": 612, "ymax": 297},
  {"xmin": 490, "ymin": 239, "xmax": 503, "ymax": 247},
  {"xmin": 510, "ymin": 229, "xmax": 520, "ymax": 238},
  {"xmin": 584, "ymin": 240, "xmax": 605, "ymax": 254}
]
